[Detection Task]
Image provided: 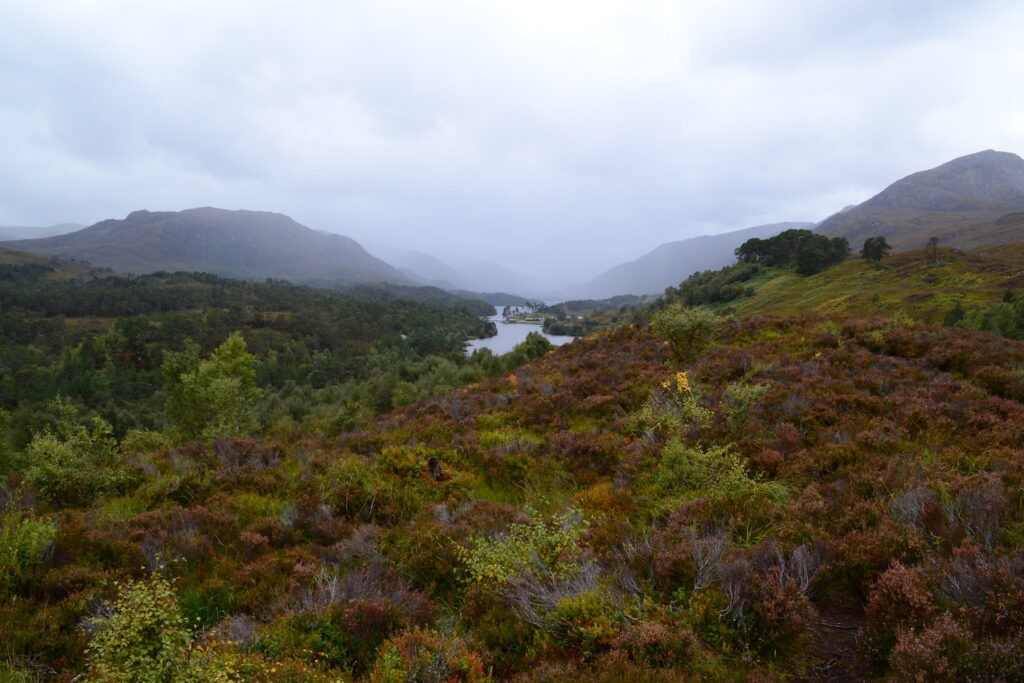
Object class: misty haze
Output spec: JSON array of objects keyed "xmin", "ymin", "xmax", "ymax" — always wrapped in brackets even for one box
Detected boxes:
[{"xmin": 3, "ymin": 2, "xmax": 1024, "ymax": 681}]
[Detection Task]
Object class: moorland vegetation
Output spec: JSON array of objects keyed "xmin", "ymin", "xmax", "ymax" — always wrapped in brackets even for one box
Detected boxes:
[{"xmin": 2, "ymin": 233, "xmax": 1024, "ymax": 680}]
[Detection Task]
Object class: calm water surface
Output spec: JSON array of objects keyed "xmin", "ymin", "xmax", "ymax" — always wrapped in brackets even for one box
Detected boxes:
[{"xmin": 465, "ymin": 310, "xmax": 575, "ymax": 355}]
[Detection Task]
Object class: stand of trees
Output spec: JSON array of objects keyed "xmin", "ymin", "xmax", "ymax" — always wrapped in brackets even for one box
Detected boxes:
[
  {"xmin": 734, "ymin": 228, "xmax": 850, "ymax": 275},
  {"xmin": 663, "ymin": 263, "xmax": 763, "ymax": 307},
  {"xmin": 860, "ymin": 236, "xmax": 892, "ymax": 262}
]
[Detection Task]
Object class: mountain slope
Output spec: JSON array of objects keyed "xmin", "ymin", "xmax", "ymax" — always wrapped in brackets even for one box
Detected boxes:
[
  {"xmin": 817, "ymin": 149, "xmax": 1024, "ymax": 251},
  {"xmin": 1, "ymin": 207, "xmax": 413, "ymax": 286},
  {"xmin": 561, "ymin": 221, "xmax": 813, "ymax": 299},
  {"xmin": 0, "ymin": 246, "xmax": 106, "ymax": 280}
]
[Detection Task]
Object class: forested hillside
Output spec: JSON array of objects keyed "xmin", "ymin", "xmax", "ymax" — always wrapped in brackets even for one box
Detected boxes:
[{"xmin": 0, "ymin": 259, "xmax": 542, "ymax": 453}]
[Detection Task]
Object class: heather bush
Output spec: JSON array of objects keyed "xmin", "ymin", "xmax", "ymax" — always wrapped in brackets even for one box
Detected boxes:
[
  {"xmin": 544, "ymin": 588, "xmax": 623, "ymax": 658},
  {"xmin": 387, "ymin": 519, "xmax": 464, "ymax": 598},
  {"xmin": 260, "ymin": 598, "xmax": 410, "ymax": 676},
  {"xmin": 650, "ymin": 525, "xmax": 728, "ymax": 594},
  {"xmin": 614, "ymin": 618, "xmax": 697, "ymax": 668},
  {"xmin": 459, "ymin": 589, "xmax": 536, "ymax": 674},
  {"xmin": 369, "ymin": 628, "xmax": 488, "ymax": 683},
  {"xmin": 864, "ymin": 561, "xmax": 935, "ymax": 667},
  {"xmin": 743, "ymin": 543, "xmax": 819, "ymax": 650},
  {"xmin": 943, "ymin": 476, "xmax": 1006, "ymax": 549},
  {"xmin": 890, "ymin": 611, "xmax": 1024, "ymax": 681},
  {"xmin": 500, "ymin": 558, "xmax": 602, "ymax": 634}
]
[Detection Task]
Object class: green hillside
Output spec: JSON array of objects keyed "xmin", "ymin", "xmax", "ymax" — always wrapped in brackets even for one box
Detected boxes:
[
  {"xmin": 720, "ymin": 245, "xmax": 1024, "ymax": 323},
  {"xmin": 559, "ymin": 240, "xmax": 1024, "ymax": 338},
  {"xmin": 0, "ymin": 246, "xmax": 107, "ymax": 280}
]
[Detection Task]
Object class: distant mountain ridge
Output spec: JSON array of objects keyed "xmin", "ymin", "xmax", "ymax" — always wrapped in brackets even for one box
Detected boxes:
[
  {"xmin": 557, "ymin": 221, "xmax": 814, "ymax": 299},
  {"xmin": 816, "ymin": 149, "xmax": 1024, "ymax": 251},
  {"xmin": 1, "ymin": 208, "xmax": 413, "ymax": 286},
  {"xmin": 0, "ymin": 222, "xmax": 84, "ymax": 241},
  {"xmin": 365, "ymin": 242, "xmax": 537, "ymax": 294}
]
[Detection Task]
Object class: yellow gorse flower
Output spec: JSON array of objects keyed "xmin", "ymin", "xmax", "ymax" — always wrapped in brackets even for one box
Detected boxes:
[
  {"xmin": 659, "ymin": 374, "xmax": 692, "ymax": 395},
  {"xmin": 675, "ymin": 371, "xmax": 691, "ymax": 393},
  {"xmin": 661, "ymin": 371, "xmax": 691, "ymax": 394}
]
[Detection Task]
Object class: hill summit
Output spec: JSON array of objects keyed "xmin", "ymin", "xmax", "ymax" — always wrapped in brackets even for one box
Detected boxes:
[
  {"xmin": 817, "ymin": 149, "xmax": 1024, "ymax": 251},
  {"xmin": 0, "ymin": 207, "xmax": 413, "ymax": 286}
]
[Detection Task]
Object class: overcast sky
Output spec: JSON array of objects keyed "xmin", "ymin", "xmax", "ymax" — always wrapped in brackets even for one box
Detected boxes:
[{"xmin": 2, "ymin": 0, "xmax": 1024, "ymax": 286}]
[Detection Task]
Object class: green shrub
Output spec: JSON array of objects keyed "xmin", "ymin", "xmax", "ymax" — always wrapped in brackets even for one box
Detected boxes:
[
  {"xmin": 376, "ymin": 445, "xmax": 427, "ymax": 479},
  {"xmin": 86, "ymin": 576, "xmax": 192, "ymax": 682},
  {"xmin": 458, "ymin": 509, "xmax": 589, "ymax": 586},
  {"xmin": 86, "ymin": 575, "xmax": 243, "ymax": 682},
  {"xmin": 120, "ymin": 429, "xmax": 172, "ymax": 457},
  {"xmin": 0, "ymin": 663, "xmax": 44, "ymax": 682},
  {"xmin": 23, "ymin": 397, "xmax": 129, "ymax": 508},
  {"xmin": 723, "ymin": 380, "xmax": 770, "ymax": 424},
  {"xmin": 652, "ymin": 440, "xmax": 786, "ymax": 510},
  {"xmin": 478, "ymin": 428, "xmax": 543, "ymax": 453},
  {"xmin": 651, "ymin": 304, "xmax": 719, "ymax": 359},
  {"xmin": 321, "ymin": 456, "xmax": 421, "ymax": 523},
  {"xmin": 0, "ymin": 506, "xmax": 55, "ymax": 594},
  {"xmin": 633, "ymin": 371, "xmax": 712, "ymax": 437},
  {"xmin": 163, "ymin": 332, "xmax": 262, "ymax": 442},
  {"xmin": 0, "ymin": 410, "xmax": 14, "ymax": 475}
]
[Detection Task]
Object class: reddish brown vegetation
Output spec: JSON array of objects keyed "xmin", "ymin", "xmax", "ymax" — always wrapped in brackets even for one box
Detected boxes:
[{"xmin": 4, "ymin": 317, "xmax": 1024, "ymax": 679}]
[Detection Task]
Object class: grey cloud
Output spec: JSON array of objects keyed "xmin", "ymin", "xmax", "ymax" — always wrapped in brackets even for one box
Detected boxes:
[{"xmin": 2, "ymin": 0, "xmax": 1023, "ymax": 287}]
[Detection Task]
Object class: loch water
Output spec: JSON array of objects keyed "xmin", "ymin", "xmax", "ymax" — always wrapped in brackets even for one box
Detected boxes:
[{"xmin": 465, "ymin": 309, "xmax": 575, "ymax": 355}]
